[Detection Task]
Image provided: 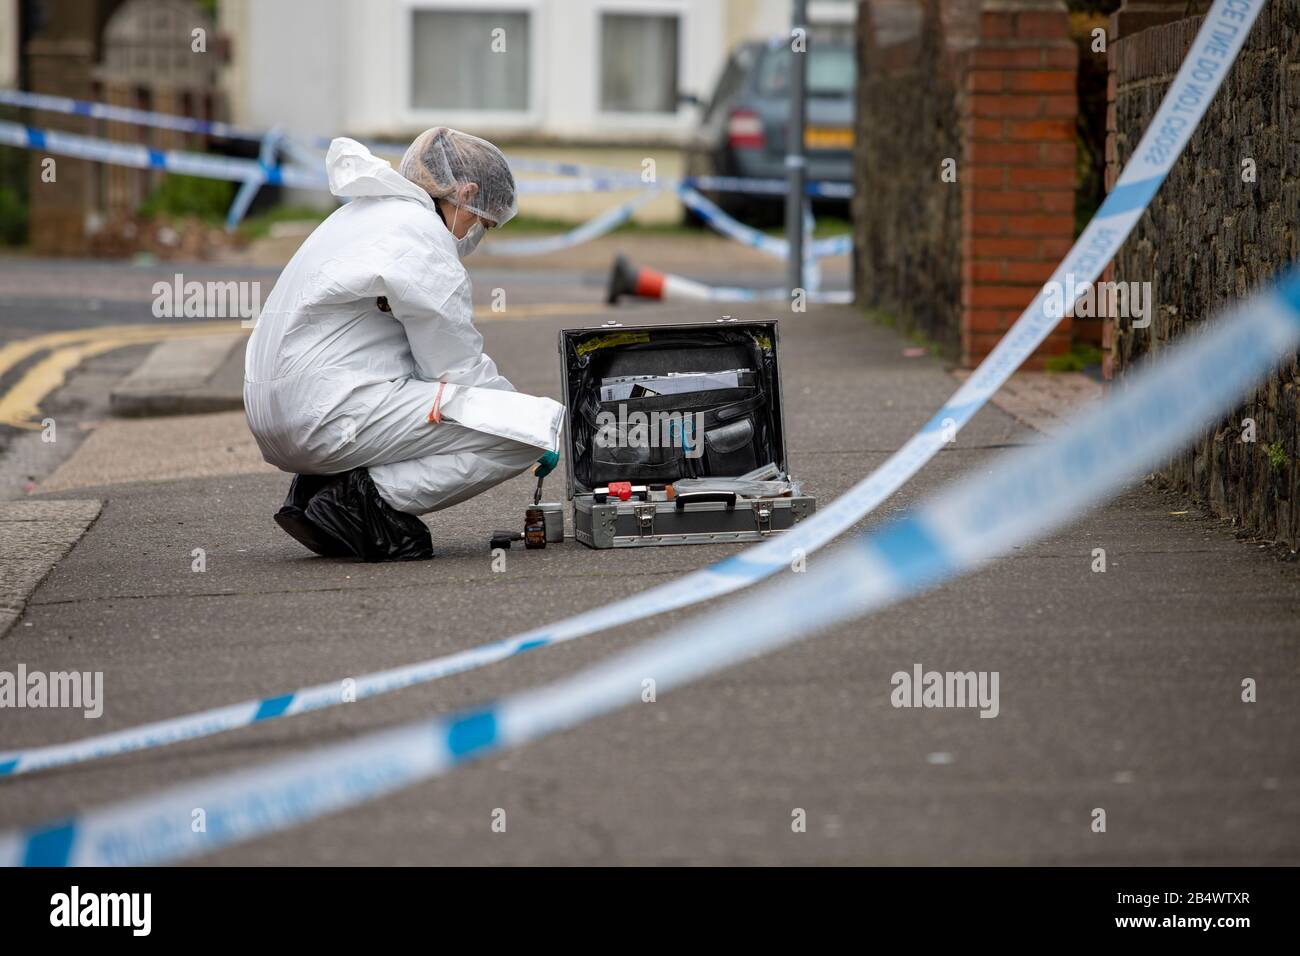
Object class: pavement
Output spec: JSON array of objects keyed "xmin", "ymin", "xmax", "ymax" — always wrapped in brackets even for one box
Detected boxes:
[
  {"xmin": 109, "ymin": 332, "xmax": 246, "ymax": 417},
  {"xmin": 0, "ymin": 270, "xmax": 1296, "ymax": 865},
  {"xmin": 0, "ymin": 499, "xmax": 101, "ymax": 637}
]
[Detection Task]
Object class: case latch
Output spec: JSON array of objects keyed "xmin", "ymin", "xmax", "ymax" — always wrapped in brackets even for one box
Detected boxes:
[
  {"xmin": 634, "ymin": 502, "xmax": 657, "ymax": 536},
  {"xmin": 751, "ymin": 499, "xmax": 774, "ymax": 535}
]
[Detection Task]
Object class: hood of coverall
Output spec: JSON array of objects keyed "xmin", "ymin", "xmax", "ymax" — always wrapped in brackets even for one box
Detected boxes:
[{"xmin": 325, "ymin": 138, "xmax": 438, "ymax": 208}]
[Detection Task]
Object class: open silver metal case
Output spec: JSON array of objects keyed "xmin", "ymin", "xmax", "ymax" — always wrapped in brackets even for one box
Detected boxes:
[{"xmin": 559, "ymin": 319, "xmax": 816, "ymax": 548}]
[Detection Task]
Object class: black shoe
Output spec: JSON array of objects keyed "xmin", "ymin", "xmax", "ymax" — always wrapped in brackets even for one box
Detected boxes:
[
  {"xmin": 304, "ymin": 468, "xmax": 434, "ymax": 562},
  {"xmin": 274, "ymin": 474, "xmax": 353, "ymax": 557}
]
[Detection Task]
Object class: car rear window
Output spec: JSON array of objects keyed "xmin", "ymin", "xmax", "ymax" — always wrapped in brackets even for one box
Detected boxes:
[{"xmin": 755, "ymin": 46, "xmax": 855, "ymax": 97}]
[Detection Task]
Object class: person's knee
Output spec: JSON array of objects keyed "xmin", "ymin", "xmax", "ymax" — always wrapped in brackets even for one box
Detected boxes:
[{"xmin": 499, "ymin": 438, "xmax": 552, "ymax": 471}]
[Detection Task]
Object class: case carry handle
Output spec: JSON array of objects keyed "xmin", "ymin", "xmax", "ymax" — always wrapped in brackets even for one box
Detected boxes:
[{"xmin": 674, "ymin": 491, "xmax": 738, "ymax": 510}]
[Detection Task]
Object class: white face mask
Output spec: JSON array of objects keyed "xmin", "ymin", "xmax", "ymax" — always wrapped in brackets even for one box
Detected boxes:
[
  {"xmin": 447, "ymin": 202, "xmax": 486, "ymax": 259},
  {"xmin": 457, "ymin": 220, "xmax": 485, "ymax": 259}
]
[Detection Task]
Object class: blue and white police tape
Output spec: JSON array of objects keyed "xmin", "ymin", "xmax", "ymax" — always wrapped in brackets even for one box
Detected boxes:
[
  {"xmin": 678, "ymin": 185, "xmax": 851, "ymax": 260},
  {"xmin": 225, "ymin": 129, "xmax": 287, "ymax": 230},
  {"xmin": 0, "ymin": 99, "xmax": 660, "ymax": 195},
  {"xmin": 0, "ymin": 88, "xmax": 272, "ymax": 143},
  {"xmin": 0, "ymin": 118, "xmax": 324, "ymax": 189},
  {"xmin": 502, "ymin": 175, "xmax": 657, "ymax": 195},
  {"xmin": 0, "ymin": 118, "xmax": 658, "ymax": 199},
  {"xmin": 0, "ymin": 87, "xmax": 450, "ymax": 159},
  {"xmin": 0, "ymin": 87, "xmax": 852, "ymax": 240},
  {"xmin": 493, "ymin": 162, "xmax": 852, "ymax": 199},
  {"xmin": 686, "ymin": 174, "xmax": 853, "ymax": 201},
  {"xmin": 0, "ymin": 111, "xmax": 790, "ymax": 220},
  {"xmin": 5, "ymin": 262, "xmax": 1296, "ymax": 867},
  {"xmin": 1, "ymin": 87, "xmax": 855, "ymax": 198},
  {"xmin": 479, "ymin": 178, "xmax": 835, "ymax": 262},
  {"xmin": 0, "ymin": 0, "xmax": 1264, "ymax": 781},
  {"xmin": 482, "ymin": 190, "xmax": 663, "ymax": 256}
]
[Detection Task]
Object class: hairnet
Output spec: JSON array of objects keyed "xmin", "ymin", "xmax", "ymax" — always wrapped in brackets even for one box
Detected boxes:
[{"xmin": 399, "ymin": 127, "xmax": 518, "ymax": 227}]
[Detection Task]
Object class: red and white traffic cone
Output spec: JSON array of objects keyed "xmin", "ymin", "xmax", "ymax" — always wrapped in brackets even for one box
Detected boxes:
[
  {"xmin": 605, "ymin": 253, "xmax": 849, "ymax": 305},
  {"xmin": 606, "ymin": 253, "xmax": 717, "ymax": 303}
]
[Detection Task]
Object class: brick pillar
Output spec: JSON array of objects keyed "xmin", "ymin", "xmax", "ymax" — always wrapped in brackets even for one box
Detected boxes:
[
  {"xmin": 1100, "ymin": 0, "xmax": 1187, "ymax": 379},
  {"xmin": 959, "ymin": 0, "xmax": 1077, "ymax": 368},
  {"xmin": 24, "ymin": 0, "xmax": 103, "ymax": 255}
]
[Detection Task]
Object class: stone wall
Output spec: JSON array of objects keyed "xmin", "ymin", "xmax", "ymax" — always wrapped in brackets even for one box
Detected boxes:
[
  {"xmin": 1108, "ymin": 1, "xmax": 1300, "ymax": 547},
  {"xmin": 854, "ymin": 0, "xmax": 964, "ymax": 356}
]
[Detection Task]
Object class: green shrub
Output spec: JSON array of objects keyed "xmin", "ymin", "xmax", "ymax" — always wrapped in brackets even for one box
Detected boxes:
[
  {"xmin": 237, "ymin": 204, "xmax": 333, "ymax": 240},
  {"xmin": 0, "ymin": 182, "xmax": 28, "ymax": 246},
  {"xmin": 1044, "ymin": 344, "xmax": 1103, "ymax": 373},
  {"xmin": 1265, "ymin": 441, "xmax": 1288, "ymax": 475},
  {"xmin": 0, "ymin": 131, "xmax": 30, "ymax": 246},
  {"xmin": 138, "ymin": 174, "xmax": 234, "ymax": 224}
]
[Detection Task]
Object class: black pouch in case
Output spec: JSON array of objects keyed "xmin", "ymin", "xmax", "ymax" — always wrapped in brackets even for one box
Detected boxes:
[
  {"xmin": 585, "ymin": 385, "xmax": 762, "ymax": 485},
  {"xmin": 704, "ymin": 417, "xmax": 759, "ymax": 475}
]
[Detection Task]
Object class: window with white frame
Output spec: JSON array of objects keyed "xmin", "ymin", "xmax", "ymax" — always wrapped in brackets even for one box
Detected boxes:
[
  {"xmin": 410, "ymin": 8, "xmax": 531, "ymax": 112},
  {"xmin": 599, "ymin": 12, "xmax": 679, "ymax": 114}
]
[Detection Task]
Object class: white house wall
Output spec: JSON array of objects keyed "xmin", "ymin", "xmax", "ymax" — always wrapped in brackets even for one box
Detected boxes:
[{"xmin": 225, "ymin": 0, "xmax": 739, "ymax": 145}]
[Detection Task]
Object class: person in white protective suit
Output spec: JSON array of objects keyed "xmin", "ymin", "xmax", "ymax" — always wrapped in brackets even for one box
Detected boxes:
[{"xmin": 244, "ymin": 128, "xmax": 565, "ymax": 561}]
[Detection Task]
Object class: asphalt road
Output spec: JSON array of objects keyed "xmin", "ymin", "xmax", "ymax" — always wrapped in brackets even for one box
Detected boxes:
[{"xmin": 1, "ymin": 299, "xmax": 1296, "ymax": 864}]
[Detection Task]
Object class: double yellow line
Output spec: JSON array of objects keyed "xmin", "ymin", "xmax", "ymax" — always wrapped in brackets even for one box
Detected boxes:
[{"xmin": 0, "ymin": 322, "xmax": 243, "ymax": 429}]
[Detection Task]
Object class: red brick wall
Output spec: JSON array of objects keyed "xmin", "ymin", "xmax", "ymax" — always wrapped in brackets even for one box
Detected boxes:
[{"xmin": 959, "ymin": 3, "xmax": 1078, "ymax": 367}]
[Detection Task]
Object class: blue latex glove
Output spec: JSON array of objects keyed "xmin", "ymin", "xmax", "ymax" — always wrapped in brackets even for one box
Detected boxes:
[{"xmin": 532, "ymin": 449, "xmax": 559, "ymax": 478}]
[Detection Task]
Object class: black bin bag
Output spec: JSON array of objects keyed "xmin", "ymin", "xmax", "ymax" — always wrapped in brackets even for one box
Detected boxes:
[{"xmin": 303, "ymin": 468, "xmax": 434, "ymax": 562}]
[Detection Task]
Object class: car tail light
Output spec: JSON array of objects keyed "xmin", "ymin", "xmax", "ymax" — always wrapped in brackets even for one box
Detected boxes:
[{"xmin": 727, "ymin": 109, "xmax": 765, "ymax": 149}]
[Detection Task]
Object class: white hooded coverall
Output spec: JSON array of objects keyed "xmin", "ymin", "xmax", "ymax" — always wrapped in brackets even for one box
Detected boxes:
[{"xmin": 244, "ymin": 138, "xmax": 565, "ymax": 515}]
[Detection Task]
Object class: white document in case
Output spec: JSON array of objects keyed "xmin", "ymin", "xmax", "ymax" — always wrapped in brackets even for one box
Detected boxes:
[{"xmin": 600, "ymin": 369, "xmax": 754, "ymax": 402}]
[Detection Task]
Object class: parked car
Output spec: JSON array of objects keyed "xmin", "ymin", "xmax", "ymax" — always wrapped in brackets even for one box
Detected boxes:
[{"xmin": 682, "ymin": 34, "xmax": 856, "ymax": 225}]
